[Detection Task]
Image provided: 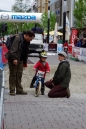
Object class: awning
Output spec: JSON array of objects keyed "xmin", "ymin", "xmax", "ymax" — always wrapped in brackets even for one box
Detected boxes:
[{"xmin": 44, "ymin": 31, "xmax": 63, "ymax": 36}]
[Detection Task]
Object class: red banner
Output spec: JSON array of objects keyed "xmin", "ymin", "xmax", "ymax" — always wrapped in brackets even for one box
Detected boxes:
[
  {"xmin": 70, "ymin": 29, "xmax": 78, "ymax": 45},
  {"xmin": 2, "ymin": 44, "xmax": 8, "ymax": 64}
]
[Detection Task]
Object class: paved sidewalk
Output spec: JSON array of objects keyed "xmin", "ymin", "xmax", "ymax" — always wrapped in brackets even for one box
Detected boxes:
[{"xmin": 4, "ymin": 64, "xmax": 86, "ymax": 129}]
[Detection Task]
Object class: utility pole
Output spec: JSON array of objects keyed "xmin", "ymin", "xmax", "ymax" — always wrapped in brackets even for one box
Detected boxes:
[
  {"xmin": 47, "ymin": 0, "xmax": 50, "ymax": 44},
  {"xmin": 63, "ymin": 0, "xmax": 67, "ymax": 44}
]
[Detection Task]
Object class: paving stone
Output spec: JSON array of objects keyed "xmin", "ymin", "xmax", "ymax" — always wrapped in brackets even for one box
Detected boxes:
[{"xmin": 4, "ymin": 64, "xmax": 86, "ymax": 129}]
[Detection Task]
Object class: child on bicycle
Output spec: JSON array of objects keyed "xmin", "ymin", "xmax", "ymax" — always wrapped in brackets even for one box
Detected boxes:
[{"xmin": 30, "ymin": 50, "xmax": 50, "ymax": 95}]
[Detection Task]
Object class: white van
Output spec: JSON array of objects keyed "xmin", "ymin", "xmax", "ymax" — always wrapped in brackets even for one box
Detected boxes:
[{"xmin": 29, "ymin": 33, "xmax": 44, "ymax": 54}]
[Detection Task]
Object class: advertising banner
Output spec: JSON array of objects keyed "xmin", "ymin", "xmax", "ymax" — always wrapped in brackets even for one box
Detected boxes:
[
  {"xmin": 54, "ymin": 22, "xmax": 58, "ymax": 43},
  {"xmin": 48, "ymin": 43, "xmax": 57, "ymax": 52},
  {"xmin": 2, "ymin": 45, "xmax": 8, "ymax": 64},
  {"xmin": 0, "ymin": 12, "xmax": 42, "ymax": 23},
  {"xmin": 0, "ymin": 47, "xmax": 3, "ymax": 69},
  {"xmin": 78, "ymin": 48, "xmax": 86, "ymax": 62},
  {"xmin": 65, "ymin": 16, "xmax": 70, "ymax": 41},
  {"xmin": 57, "ymin": 44, "xmax": 63, "ymax": 53},
  {"xmin": 72, "ymin": 47, "xmax": 81, "ymax": 58},
  {"xmin": 70, "ymin": 29, "xmax": 78, "ymax": 45}
]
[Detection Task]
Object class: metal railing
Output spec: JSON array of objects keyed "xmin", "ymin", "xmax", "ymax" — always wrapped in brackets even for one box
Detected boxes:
[{"xmin": 0, "ymin": 68, "xmax": 4, "ymax": 129}]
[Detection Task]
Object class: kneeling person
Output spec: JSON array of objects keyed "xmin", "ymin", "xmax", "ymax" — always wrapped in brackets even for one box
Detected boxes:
[{"xmin": 45, "ymin": 51, "xmax": 71, "ymax": 98}]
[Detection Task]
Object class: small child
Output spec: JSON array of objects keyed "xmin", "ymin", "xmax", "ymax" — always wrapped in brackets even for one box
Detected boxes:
[{"xmin": 30, "ymin": 50, "xmax": 50, "ymax": 95}]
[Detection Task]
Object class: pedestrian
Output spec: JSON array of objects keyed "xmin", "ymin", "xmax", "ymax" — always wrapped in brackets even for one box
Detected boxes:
[
  {"xmin": 45, "ymin": 51, "xmax": 71, "ymax": 98},
  {"xmin": 5, "ymin": 30, "xmax": 35, "ymax": 95},
  {"xmin": 63, "ymin": 40, "xmax": 68, "ymax": 54},
  {"xmin": 30, "ymin": 50, "xmax": 50, "ymax": 95},
  {"xmin": 0, "ymin": 36, "xmax": 3, "ymax": 45},
  {"xmin": 76, "ymin": 38, "xmax": 82, "ymax": 47}
]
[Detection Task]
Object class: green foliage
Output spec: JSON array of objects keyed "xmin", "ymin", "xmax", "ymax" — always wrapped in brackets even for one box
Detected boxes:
[
  {"xmin": 73, "ymin": 0, "xmax": 86, "ymax": 28},
  {"xmin": 22, "ymin": 23, "xmax": 35, "ymax": 31},
  {"xmin": 12, "ymin": 0, "xmax": 31, "ymax": 12},
  {"xmin": 7, "ymin": 0, "xmax": 33, "ymax": 34},
  {"xmin": 41, "ymin": 11, "xmax": 56, "ymax": 32},
  {"xmin": 10, "ymin": 0, "xmax": 43, "ymax": 33}
]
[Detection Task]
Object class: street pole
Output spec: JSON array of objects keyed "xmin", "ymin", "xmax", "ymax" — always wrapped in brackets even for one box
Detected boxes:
[
  {"xmin": 16, "ymin": 24, "xmax": 18, "ymax": 34},
  {"xmin": 63, "ymin": 0, "xmax": 67, "ymax": 44},
  {"xmin": 47, "ymin": 0, "xmax": 50, "ymax": 44},
  {"xmin": 63, "ymin": 12, "xmax": 66, "ymax": 44}
]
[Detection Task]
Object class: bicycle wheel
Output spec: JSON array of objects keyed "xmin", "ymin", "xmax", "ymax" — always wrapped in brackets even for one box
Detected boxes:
[{"xmin": 35, "ymin": 81, "xmax": 41, "ymax": 97}]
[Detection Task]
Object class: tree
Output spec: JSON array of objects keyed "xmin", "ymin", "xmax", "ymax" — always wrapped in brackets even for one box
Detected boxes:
[
  {"xmin": 41, "ymin": 11, "xmax": 56, "ymax": 32},
  {"xmin": 11, "ymin": 0, "xmax": 34, "ymax": 33},
  {"xmin": 12, "ymin": 0, "xmax": 31, "ymax": 12},
  {"xmin": 73, "ymin": 0, "xmax": 86, "ymax": 28}
]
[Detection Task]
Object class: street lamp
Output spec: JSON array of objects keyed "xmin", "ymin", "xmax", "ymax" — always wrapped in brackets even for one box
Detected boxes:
[
  {"xmin": 63, "ymin": 0, "xmax": 67, "ymax": 44},
  {"xmin": 47, "ymin": 0, "xmax": 50, "ymax": 44}
]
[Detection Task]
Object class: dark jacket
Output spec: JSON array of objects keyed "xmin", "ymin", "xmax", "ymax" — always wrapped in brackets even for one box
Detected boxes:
[
  {"xmin": 5, "ymin": 34, "xmax": 30, "ymax": 65},
  {"xmin": 53, "ymin": 60, "xmax": 71, "ymax": 88}
]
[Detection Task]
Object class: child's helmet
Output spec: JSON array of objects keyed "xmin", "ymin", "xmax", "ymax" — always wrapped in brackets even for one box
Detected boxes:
[{"xmin": 39, "ymin": 51, "xmax": 47, "ymax": 58}]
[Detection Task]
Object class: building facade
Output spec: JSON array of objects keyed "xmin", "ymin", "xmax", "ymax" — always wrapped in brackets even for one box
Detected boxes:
[
  {"xmin": 36, "ymin": 0, "xmax": 75, "ymax": 27},
  {"xmin": 36, "ymin": 0, "xmax": 49, "ymax": 13},
  {"xmin": 50, "ymin": 0, "xmax": 75, "ymax": 27},
  {"xmin": 50, "ymin": 0, "xmax": 62, "ymax": 26}
]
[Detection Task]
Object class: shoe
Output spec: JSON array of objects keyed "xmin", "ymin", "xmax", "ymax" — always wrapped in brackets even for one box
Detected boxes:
[
  {"xmin": 16, "ymin": 91, "xmax": 27, "ymax": 95},
  {"xmin": 67, "ymin": 88, "xmax": 70, "ymax": 98},
  {"xmin": 30, "ymin": 85, "xmax": 34, "ymax": 88},
  {"xmin": 9, "ymin": 92, "xmax": 16, "ymax": 96},
  {"xmin": 35, "ymin": 93, "xmax": 38, "ymax": 97},
  {"xmin": 41, "ymin": 91, "xmax": 44, "ymax": 95}
]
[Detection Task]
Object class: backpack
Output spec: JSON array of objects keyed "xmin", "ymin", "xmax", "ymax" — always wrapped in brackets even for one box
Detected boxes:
[{"xmin": 6, "ymin": 34, "xmax": 23, "ymax": 50}]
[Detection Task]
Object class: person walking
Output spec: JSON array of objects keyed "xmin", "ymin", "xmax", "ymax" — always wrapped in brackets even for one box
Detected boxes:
[
  {"xmin": 5, "ymin": 30, "xmax": 35, "ymax": 95},
  {"xmin": 45, "ymin": 51, "xmax": 71, "ymax": 98}
]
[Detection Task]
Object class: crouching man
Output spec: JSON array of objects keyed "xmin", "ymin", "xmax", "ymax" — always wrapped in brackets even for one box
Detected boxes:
[{"xmin": 45, "ymin": 51, "xmax": 71, "ymax": 98}]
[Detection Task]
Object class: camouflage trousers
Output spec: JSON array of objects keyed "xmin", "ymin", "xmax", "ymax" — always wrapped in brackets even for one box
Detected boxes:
[{"xmin": 8, "ymin": 60, "xmax": 23, "ymax": 93}]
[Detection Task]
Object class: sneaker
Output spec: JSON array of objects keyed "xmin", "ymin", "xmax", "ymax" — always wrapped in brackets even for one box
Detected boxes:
[
  {"xmin": 35, "ymin": 93, "xmax": 38, "ymax": 97},
  {"xmin": 16, "ymin": 91, "xmax": 27, "ymax": 95},
  {"xmin": 30, "ymin": 85, "xmax": 34, "ymax": 88},
  {"xmin": 9, "ymin": 92, "xmax": 16, "ymax": 96},
  {"xmin": 41, "ymin": 91, "xmax": 44, "ymax": 95},
  {"xmin": 67, "ymin": 88, "xmax": 70, "ymax": 98}
]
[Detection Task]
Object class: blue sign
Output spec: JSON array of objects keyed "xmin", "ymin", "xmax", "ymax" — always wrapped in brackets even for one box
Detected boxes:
[
  {"xmin": 12, "ymin": 15, "xmax": 36, "ymax": 20},
  {"xmin": 57, "ymin": 44, "xmax": 63, "ymax": 53},
  {"xmin": 0, "ymin": 47, "xmax": 3, "ymax": 69},
  {"xmin": 56, "ymin": 10, "xmax": 60, "ymax": 14}
]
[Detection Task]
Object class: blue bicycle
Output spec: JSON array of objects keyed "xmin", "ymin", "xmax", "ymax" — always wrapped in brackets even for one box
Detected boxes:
[{"xmin": 34, "ymin": 70, "xmax": 44, "ymax": 97}]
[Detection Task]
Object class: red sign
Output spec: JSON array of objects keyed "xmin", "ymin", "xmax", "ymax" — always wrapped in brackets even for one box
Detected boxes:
[
  {"xmin": 48, "ymin": 43, "xmax": 57, "ymax": 52},
  {"xmin": 2, "ymin": 45, "xmax": 8, "ymax": 64},
  {"xmin": 70, "ymin": 29, "xmax": 78, "ymax": 45}
]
